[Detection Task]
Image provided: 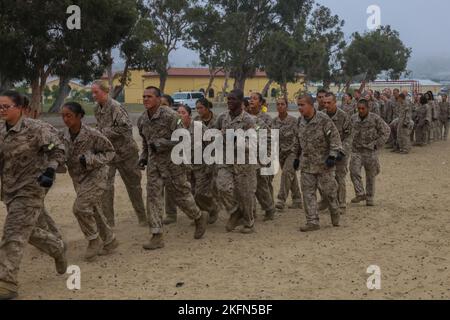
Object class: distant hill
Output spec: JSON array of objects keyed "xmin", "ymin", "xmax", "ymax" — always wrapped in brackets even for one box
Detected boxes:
[{"xmin": 408, "ymin": 56, "xmax": 450, "ymax": 82}]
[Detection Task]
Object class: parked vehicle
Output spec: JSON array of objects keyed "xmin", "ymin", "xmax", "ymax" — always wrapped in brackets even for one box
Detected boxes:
[{"xmin": 173, "ymin": 91, "xmax": 205, "ymax": 109}]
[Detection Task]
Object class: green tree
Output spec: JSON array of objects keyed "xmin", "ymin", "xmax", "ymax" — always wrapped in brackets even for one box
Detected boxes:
[
  {"xmin": 138, "ymin": 0, "xmax": 194, "ymax": 92},
  {"xmin": 342, "ymin": 25, "xmax": 412, "ymax": 92},
  {"xmin": 0, "ymin": 0, "xmax": 137, "ymax": 116},
  {"xmin": 186, "ymin": 3, "xmax": 230, "ymax": 95}
]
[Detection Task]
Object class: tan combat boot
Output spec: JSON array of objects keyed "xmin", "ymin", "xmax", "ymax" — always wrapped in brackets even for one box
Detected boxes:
[
  {"xmin": 288, "ymin": 202, "xmax": 303, "ymax": 209},
  {"xmin": 240, "ymin": 225, "xmax": 255, "ymax": 234},
  {"xmin": 194, "ymin": 211, "xmax": 208, "ymax": 239},
  {"xmin": 300, "ymin": 223, "xmax": 320, "ymax": 232},
  {"xmin": 163, "ymin": 215, "xmax": 177, "ymax": 225},
  {"xmin": 330, "ymin": 212, "xmax": 340, "ymax": 227},
  {"xmin": 263, "ymin": 209, "xmax": 275, "ymax": 221},
  {"xmin": 0, "ymin": 287, "xmax": 17, "ymax": 300},
  {"xmin": 366, "ymin": 199, "xmax": 375, "ymax": 206},
  {"xmin": 99, "ymin": 238, "xmax": 119, "ymax": 256},
  {"xmin": 208, "ymin": 211, "xmax": 219, "ymax": 224},
  {"xmin": 85, "ymin": 238, "xmax": 103, "ymax": 262},
  {"xmin": 275, "ymin": 201, "xmax": 285, "ymax": 211},
  {"xmin": 225, "ymin": 211, "xmax": 242, "ymax": 232},
  {"xmin": 351, "ymin": 195, "xmax": 366, "ymax": 203},
  {"xmin": 143, "ymin": 234, "xmax": 164, "ymax": 250},
  {"xmin": 54, "ymin": 241, "xmax": 68, "ymax": 275}
]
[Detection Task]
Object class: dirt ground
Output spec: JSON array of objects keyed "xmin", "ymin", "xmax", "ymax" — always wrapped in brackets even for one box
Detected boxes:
[{"xmin": 1, "ymin": 121, "xmax": 450, "ymax": 300}]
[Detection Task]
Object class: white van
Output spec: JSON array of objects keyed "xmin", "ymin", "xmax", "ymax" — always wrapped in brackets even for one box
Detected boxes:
[{"xmin": 173, "ymin": 91, "xmax": 205, "ymax": 109}]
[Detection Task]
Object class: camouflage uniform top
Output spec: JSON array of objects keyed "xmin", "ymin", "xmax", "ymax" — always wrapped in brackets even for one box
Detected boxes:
[
  {"xmin": 0, "ymin": 117, "xmax": 65, "ymax": 206},
  {"xmin": 438, "ymin": 101, "xmax": 450, "ymax": 121},
  {"xmin": 429, "ymin": 101, "xmax": 440, "ymax": 120},
  {"xmin": 414, "ymin": 104, "xmax": 431, "ymax": 127},
  {"xmin": 94, "ymin": 97, "xmax": 138, "ymax": 163},
  {"xmin": 293, "ymin": 111, "xmax": 342, "ymax": 174},
  {"xmin": 384, "ymin": 98, "xmax": 399, "ymax": 124},
  {"xmin": 351, "ymin": 112, "xmax": 390, "ymax": 152},
  {"xmin": 59, "ymin": 124, "xmax": 115, "ymax": 192},
  {"xmin": 369, "ymin": 100, "xmax": 381, "ymax": 117},
  {"xmin": 193, "ymin": 112, "xmax": 217, "ymax": 129},
  {"xmin": 213, "ymin": 110, "xmax": 256, "ymax": 169},
  {"xmin": 397, "ymin": 101, "xmax": 413, "ymax": 127},
  {"xmin": 137, "ymin": 106, "xmax": 184, "ymax": 176},
  {"xmin": 328, "ymin": 108, "xmax": 352, "ymax": 156},
  {"xmin": 340, "ymin": 103, "xmax": 355, "ymax": 116},
  {"xmin": 272, "ymin": 115, "xmax": 298, "ymax": 160},
  {"xmin": 254, "ymin": 111, "xmax": 273, "ymax": 128}
]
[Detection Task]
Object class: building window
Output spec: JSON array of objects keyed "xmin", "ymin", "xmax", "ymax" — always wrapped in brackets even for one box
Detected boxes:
[{"xmin": 208, "ymin": 88, "xmax": 215, "ymax": 98}]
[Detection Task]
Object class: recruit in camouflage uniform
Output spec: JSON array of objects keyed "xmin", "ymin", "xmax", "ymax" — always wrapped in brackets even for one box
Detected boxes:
[
  {"xmin": 163, "ymin": 111, "xmax": 220, "ymax": 225},
  {"xmin": 395, "ymin": 98, "xmax": 413, "ymax": 153},
  {"xmin": 431, "ymin": 100, "xmax": 440, "ymax": 142},
  {"xmin": 272, "ymin": 114, "xmax": 302, "ymax": 210},
  {"xmin": 0, "ymin": 117, "xmax": 67, "ymax": 299},
  {"xmin": 183, "ymin": 118, "xmax": 220, "ymax": 224},
  {"xmin": 214, "ymin": 97, "xmax": 258, "ymax": 234},
  {"xmin": 350, "ymin": 107, "xmax": 390, "ymax": 206},
  {"xmin": 94, "ymin": 97, "xmax": 146, "ymax": 227},
  {"xmin": 252, "ymin": 111, "xmax": 276, "ymax": 221},
  {"xmin": 438, "ymin": 96, "xmax": 450, "ymax": 140},
  {"xmin": 413, "ymin": 100, "xmax": 432, "ymax": 146},
  {"xmin": 138, "ymin": 100, "xmax": 208, "ymax": 249},
  {"xmin": 323, "ymin": 102, "xmax": 352, "ymax": 211},
  {"xmin": 59, "ymin": 124, "xmax": 118, "ymax": 261},
  {"xmin": 293, "ymin": 105, "xmax": 342, "ymax": 231}
]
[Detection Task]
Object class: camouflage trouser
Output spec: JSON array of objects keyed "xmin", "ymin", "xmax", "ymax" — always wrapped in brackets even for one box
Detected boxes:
[
  {"xmin": 277, "ymin": 153, "xmax": 302, "ymax": 206},
  {"xmin": 433, "ymin": 119, "xmax": 441, "ymax": 140},
  {"xmin": 146, "ymin": 165, "xmax": 201, "ymax": 234},
  {"xmin": 102, "ymin": 154, "xmax": 146, "ymax": 226},
  {"xmin": 350, "ymin": 150, "xmax": 380, "ymax": 201},
  {"xmin": 0, "ymin": 198, "xmax": 64, "ymax": 292},
  {"xmin": 255, "ymin": 168, "xmax": 275, "ymax": 214},
  {"xmin": 301, "ymin": 170, "xmax": 339, "ymax": 226},
  {"xmin": 192, "ymin": 167, "xmax": 220, "ymax": 217},
  {"xmin": 216, "ymin": 165, "xmax": 257, "ymax": 228},
  {"xmin": 397, "ymin": 125, "xmax": 412, "ymax": 152},
  {"xmin": 414, "ymin": 124, "xmax": 429, "ymax": 145},
  {"xmin": 73, "ymin": 188, "xmax": 115, "ymax": 245},
  {"xmin": 440, "ymin": 120, "xmax": 449, "ymax": 140}
]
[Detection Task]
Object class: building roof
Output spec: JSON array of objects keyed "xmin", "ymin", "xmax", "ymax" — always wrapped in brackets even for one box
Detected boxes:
[{"xmin": 142, "ymin": 67, "xmax": 268, "ymax": 78}]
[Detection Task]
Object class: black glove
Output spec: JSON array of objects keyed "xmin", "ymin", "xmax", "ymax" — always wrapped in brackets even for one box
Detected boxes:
[
  {"xmin": 38, "ymin": 168, "xmax": 56, "ymax": 188},
  {"xmin": 79, "ymin": 155, "xmax": 87, "ymax": 168},
  {"xmin": 138, "ymin": 158, "xmax": 147, "ymax": 170},
  {"xmin": 325, "ymin": 156, "xmax": 337, "ymax": 168},
  {"xmin": 336, "ymin": 151, "xmax": 346, "ymax": 162},
  {"xmin": 150, "ymin": 143, "xmax": 157, "ymax": 153},
  {"xmin": 293, "ymin": 159, "xmax": 300, "ymax": 171}
]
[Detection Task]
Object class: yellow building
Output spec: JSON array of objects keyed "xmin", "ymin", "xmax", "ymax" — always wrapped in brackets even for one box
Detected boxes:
[{"xmin": 119, "ymin": 68, "xmax": 305, "ymax": 104}]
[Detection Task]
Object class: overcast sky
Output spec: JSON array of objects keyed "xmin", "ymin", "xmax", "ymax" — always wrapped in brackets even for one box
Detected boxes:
[{"xmin": 168, "ymin": 0, "xmax": 450, "ymax": 70}]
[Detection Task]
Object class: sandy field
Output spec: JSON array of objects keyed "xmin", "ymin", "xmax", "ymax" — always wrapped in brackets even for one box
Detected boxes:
[{"xmin": 1, "ymin": 116, "xmax": 450, "ymax": 300}]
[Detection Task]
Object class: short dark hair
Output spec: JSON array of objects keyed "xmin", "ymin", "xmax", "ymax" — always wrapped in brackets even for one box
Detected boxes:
[
  {"xmin": 297, "ymin": 94, "xmax": 314, "ymax": 106},
  {"xmin": 277, "ymin": 96, "xmax": 289, "ymax": 106},
  {"xmin": 317, "ymin": 89, "xmax": 328, "ymax": 95},
  {"xmin": 420, "ymin": 96, "xmax": 428, "ymax": 105},
  {"xmin": 229, "ymin": 89, "xmax": 244, "ymax": 102},
  {"xmin": 196, "ymin": 97, "xmax": 212, "ymax": 109},
  {"xmin": 0, "ymin": 90, "xmax": 24, "ymax": 107},
  {"xmin": 357, "ymin": 98, "xmax": 369, "ymax": 108},
  {"xmin": 251, "ymin": 92, "xmax": 263, "ymax": 103},
  {"xmin": 145, "ymin": 86, "xmax": 161, "ymax": 97},
  {"xmin": 178, "ymin": 104, "xmax": 192, "ymax": 116},
  {"xmin": 161, "ymin": 94, "xmax": 174, "ymax": 106},
  {"xmin": 325, "ymin": 92, "xmax": 336, "ymax": 101},
  {"xmin": 63, "ymin": 101, "xmax": 85, "ymax": 118}
]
